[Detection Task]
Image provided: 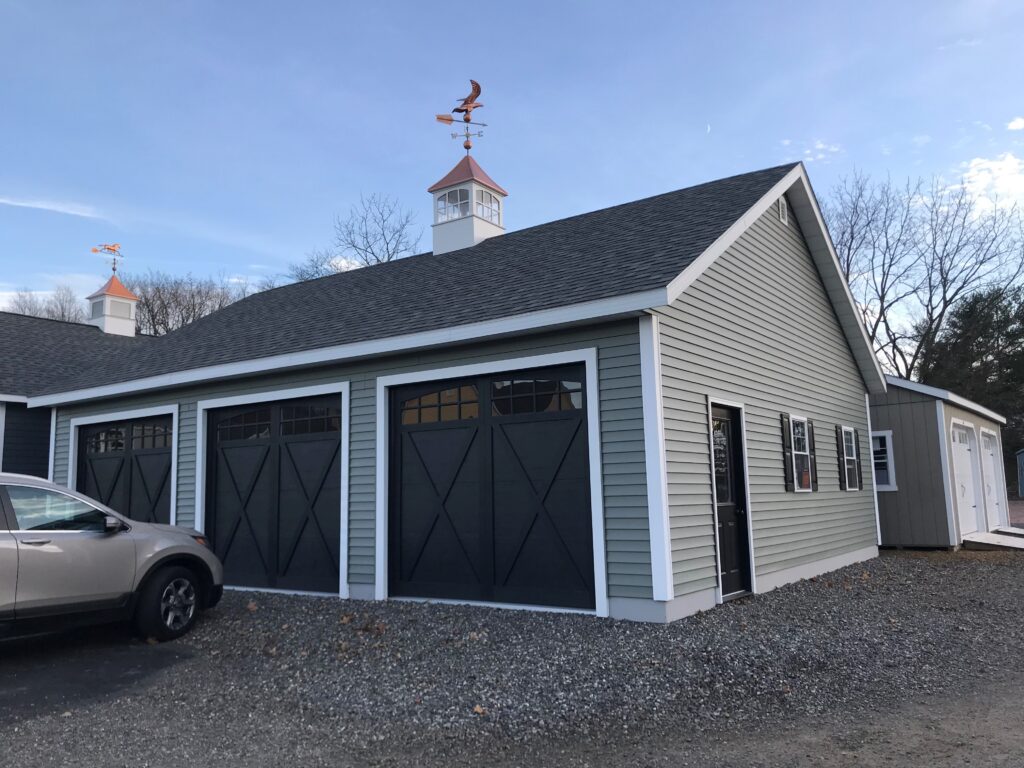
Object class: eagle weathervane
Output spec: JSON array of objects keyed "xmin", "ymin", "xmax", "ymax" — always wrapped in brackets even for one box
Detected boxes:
[{"xmin": 436, "ymin": 79, "xmax": 488, "ymax": 153}]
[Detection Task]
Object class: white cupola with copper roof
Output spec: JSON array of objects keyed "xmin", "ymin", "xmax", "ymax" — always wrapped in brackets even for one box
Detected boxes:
[
  {"xmin": 428, "ymin": 155, "xmax": 507, "ymax": 255},
  {"xmin": 429, "ymin": 79, "xmax": 507, "ymax": 255}
]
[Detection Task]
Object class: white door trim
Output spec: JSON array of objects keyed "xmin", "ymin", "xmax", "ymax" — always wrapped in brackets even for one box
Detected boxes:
[
  {"xmin": 67, "ymin": 405, "xmax": 180, "ymax": 526},
  {"xmin": 373, "ymin": 348, "xmax": 609, "ymax": 617},
  {"xmin": 47, "ymin": 409, "xmax": 57, "ymax": 481},
  {"xmin": 935, "ymin": 402, "xmax": 957, "ymax": 546},
  {"xmin": 865, "ymin": 394, "xmax": 883, "ymax": 543},
  {"xmin": 194, "ymin": 382, "xmax": 352, "ymax": 598},
  {"xmin": 705, "ymin": 396, "xmax": 757, "ymax": 603},
  {"xmin": 639, "ymin": 315, "xmax": 674, "ymax": 601}
]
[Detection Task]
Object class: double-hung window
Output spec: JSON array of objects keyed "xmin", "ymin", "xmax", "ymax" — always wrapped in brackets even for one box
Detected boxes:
[{"xmin": 781, "ymin": 413, "xmax": 817, "ymax": 492}]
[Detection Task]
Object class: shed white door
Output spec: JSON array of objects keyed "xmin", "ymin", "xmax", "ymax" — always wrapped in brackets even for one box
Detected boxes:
[
  {"xmin": 980, "ymin": 432, "xmax": 1005, "ymax": 530},
  {"xmin": 951, "ymin": 426, "xmax": 979, "ymax": 537}
]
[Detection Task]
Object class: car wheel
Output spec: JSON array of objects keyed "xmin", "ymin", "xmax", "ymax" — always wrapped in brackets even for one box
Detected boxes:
[{"xmin": 135, "ymin": 566, "xmax": 201, "ymax": 641}]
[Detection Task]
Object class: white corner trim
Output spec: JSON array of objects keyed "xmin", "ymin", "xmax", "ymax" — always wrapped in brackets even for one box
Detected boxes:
[
  {"xmin": 27, "ymin": 289, "xmax": 666, "ymax": 408},
  {"xmin": 639, "ymin": 315, "xmax": 674, "ymax": 602},
  {"xmin": 885, "ymin": 376, "xmax": 1006, "ymax": 425},
  {"xmin": 935, "ymin": 401, "xmax": 957, "ymax": 546},
  {"xmin": 865, "ymin": 395, "xmax": 883, "ymax": 544},
  {"xmin": 0, "ymin": 403, "xmax": 6, "ymax": 473},
  {"xmin": 47, "ymin": 409, "xmax": 56, "ymax": 481},
  {"xmin": 193, "ymin": 381, "xmax": 352, "ymax": 599},
  {"xmin": 373, "ymin": 348, "xmax": 609, "ymax": 617},
  {"xmin": 67, "ymin": 405, "xmax": 180, "ymax": 526}
]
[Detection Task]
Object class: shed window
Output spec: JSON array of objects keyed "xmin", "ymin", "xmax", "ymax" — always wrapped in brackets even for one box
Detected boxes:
[
  {"xmin": 871, "ymin": 430, "xmax": 896, "ymax": 491},
  {"xmin": 780, "ymin": 414, "xmax": 817, "ymax": 492},
  {"xmin": 836, "ymin": 425, "xmax": 863, "ymax": 491}
]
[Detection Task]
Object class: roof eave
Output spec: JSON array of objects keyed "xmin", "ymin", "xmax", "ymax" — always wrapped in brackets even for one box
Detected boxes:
[{"xmin": 884, "ymin": 376, "xmax": 1007, "ymax": 424}]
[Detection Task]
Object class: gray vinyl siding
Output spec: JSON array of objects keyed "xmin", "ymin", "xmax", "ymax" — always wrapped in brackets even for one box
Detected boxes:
[
  {"xmin": 51, "ymin": 320, "xmax": 652, "ymax": 598},
  {"xmin": 655, "ymin": 199, "xmax": 877, "ymax": 596},
  {"xmin": 1, "ymin": 402, "xmax": 51, "ymax": 478},
  {"xmin": 869, "ymin": 388, "xmax": 951, "ymax": 547}
]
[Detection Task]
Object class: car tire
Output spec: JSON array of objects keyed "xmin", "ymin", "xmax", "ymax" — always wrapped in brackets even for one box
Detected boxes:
[{"xmin": 134, "ymin": 566, "xmax": 202, "ymax": 642}]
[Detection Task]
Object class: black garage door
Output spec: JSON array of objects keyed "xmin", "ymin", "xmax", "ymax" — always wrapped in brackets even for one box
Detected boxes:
[
  {"xmin": 77, "ymin": 416, "xmax": 173, "ymax": 524},
  {"xmin": 390, "ymin": 364, "xmax": 595, "ymax": 609},
  {"xmin": 206, "ymin": 395, "xmax": 342, "ymax": 593}
]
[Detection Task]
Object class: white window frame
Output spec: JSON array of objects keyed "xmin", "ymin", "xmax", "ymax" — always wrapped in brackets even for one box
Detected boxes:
[
  {"xmin": 841, "ymin": 425, "xmax": 860, "ymax": 492},
  {"xmin": 790, "ymin": 414, "xmax": 812, "ymax": 493},
  {"xmin": 871, "ymin": 429, "xmax": 897, "ymax": 492}
]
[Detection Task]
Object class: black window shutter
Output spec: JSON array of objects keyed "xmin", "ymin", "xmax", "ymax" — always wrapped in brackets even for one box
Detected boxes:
[
  {"xmin": 835, "ymin": 425, "xmax": 847, "ymax": 491},
  {"xmin": 780, "ymin": 413, "xmax": 794, "ymax": 491},
  {"xmin": 854, "ymin": 429, "xmax": 863, "ymax": 490},
  {"xmin": 808, "ymin": 419, "xmax": 818, "ymax": 491}
]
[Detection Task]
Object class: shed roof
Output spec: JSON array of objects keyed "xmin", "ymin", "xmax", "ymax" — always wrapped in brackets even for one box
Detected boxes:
[{"xmin": 885, "ymin": 376, "xmax": 1006, "ymax": 424}]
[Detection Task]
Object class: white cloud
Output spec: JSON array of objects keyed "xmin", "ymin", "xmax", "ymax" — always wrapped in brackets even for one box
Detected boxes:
[
  {"xmin": 912, "ymin": 134, "xmax": 932, "ymax": 147},
  {"xmin": 0, "ymin": 195, "xmax": 107, "ymax": 220},
  {"xmin": 1007, "ymin": 117, "xmax": 1024, "ymax": 131},
  {"xmin": 938, "ymin": 38, "xmax": 982, "ymax": 51},
  {"xmin": 960, "ymin": 152, "xmax": 1024, "ymax": 209},
  {"xmin": 780, "ymin": 139, "xmax": 792, "ymax": 147}
]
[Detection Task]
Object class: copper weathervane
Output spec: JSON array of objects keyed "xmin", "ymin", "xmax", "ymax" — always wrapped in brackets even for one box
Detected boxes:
[{"xmin": 436, "ymin": 79, "xmax": 488, "ymax": 152}]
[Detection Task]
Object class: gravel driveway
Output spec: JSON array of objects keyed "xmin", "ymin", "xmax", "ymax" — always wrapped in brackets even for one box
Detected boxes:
[{"xmin": 2, "ymin": 550, "xmax": 1023, "ymax": 767}]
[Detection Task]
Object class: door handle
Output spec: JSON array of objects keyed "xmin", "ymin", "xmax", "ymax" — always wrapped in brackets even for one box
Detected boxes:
[
  {"xmin": 736, "ymin": 508, "xmax": 746, "ymax": 516},
  {"xmin": 20, "ymin": 539, "xmax": 51, "ymax": 546}
]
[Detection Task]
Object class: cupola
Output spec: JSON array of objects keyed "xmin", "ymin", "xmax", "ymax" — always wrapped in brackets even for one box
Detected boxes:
[
  {"xmin": 86, "ymin": 274, "xmax": 138, "ymax": 336},
  {"xmin": 428, "ymin": 155, "xmax": 507, "ymax": 255}
]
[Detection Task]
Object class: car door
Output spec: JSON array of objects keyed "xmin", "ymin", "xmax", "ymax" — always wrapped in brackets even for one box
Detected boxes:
[
  {"xmin": 0, "ymin": 483, "xmax": 136, "ymax": 617},
  {"xmin": 0, "ymin": 502, "xmax": 16, "ymax": 622}
]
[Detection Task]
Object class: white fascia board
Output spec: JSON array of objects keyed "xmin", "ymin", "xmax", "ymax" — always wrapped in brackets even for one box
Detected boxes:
[
  {"xmin": 0, "ymin": 394, "xmax": 28, "ymax": 404},
  {"xmin": 28, "ymin": 288, "xmax": 667, "ymax": 408},
  {"xmin": 666, "ymin": 164, "xmax": 887, "ymax": 396},
  {"xmin": 885, "ymin": 376, "xmax": 1006, "ymax": 424}
]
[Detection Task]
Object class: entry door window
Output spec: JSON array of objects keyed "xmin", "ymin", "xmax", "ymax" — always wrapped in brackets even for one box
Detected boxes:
[{"xmin": 5, "ymin": 486, "xmax": 106, "ymax": 532}]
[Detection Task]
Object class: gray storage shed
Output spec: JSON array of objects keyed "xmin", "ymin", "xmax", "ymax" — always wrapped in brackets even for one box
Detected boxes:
[{"xmin": 869, "ymin": 377, "xmax": 1010, "ymax": 548}]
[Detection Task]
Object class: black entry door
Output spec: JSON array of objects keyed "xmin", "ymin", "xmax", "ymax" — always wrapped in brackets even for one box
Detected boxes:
[
  {"xmin": 390, "ymin": 365, "xmax": 595, "ymax": 609},
  {"xmin": 712, "ymin": 406, "xmax": 751, "ymax": 596},
  {"xmin": 207, "ymin": 395, "xmax": 342, "ymax": 592},
  {"xmin": 77, "ymin": 416, "xmax": 173, "ymax": 524}
]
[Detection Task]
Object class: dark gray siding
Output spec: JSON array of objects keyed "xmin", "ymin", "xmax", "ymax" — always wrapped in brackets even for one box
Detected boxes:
[
  {"xmin": 655, "ymin": 199, "xmax": 878, "ymax": 596},
  {"xmin": 52, "ymin": 321, "xmax": 652, "ymax": 598},
  {"xmin": 1, "ymin": 402, "xmax": 51, "ymax": 478},
  {"xmin": 869, "ymin": 388, "xmax": 951, "ymax": 547}
]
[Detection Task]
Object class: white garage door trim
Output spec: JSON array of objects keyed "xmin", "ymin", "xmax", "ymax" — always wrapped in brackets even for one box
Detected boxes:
[
  {"xmin": 374, "ymin": 348, "xmax": 609, "ymax": 618},
  {"xmin": 194, "ymin": 382, "xmax": 351, "ymax": 598},
  {"xmin": 67, "ymin": 405, "xmax": 180, "ymax": 525}
]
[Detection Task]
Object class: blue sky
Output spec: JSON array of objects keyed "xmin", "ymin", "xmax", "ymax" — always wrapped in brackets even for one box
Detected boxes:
[{"xmin": 1, "ymin": 1, "xmax": 1022, "ymax": 305}]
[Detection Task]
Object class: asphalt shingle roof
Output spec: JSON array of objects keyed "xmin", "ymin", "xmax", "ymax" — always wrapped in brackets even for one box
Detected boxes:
[
  {"xmin": 20, "ymin": 163, "xmax": 797, "ymax": 397},
  {"xmin": 0, "ymin": 313, "xmax": 151, "ymax": 398}
]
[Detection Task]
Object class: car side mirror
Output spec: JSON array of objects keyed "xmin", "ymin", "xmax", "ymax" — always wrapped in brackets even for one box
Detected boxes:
[{"xmin": 103, "ymin": 515, "xmax": 124, "ymax": 534}]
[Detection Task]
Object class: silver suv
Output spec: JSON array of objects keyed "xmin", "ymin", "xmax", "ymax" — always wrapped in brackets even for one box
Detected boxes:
[{"xmin": 0, "ymin": 473, "xmax": 223, "ymax": 641}]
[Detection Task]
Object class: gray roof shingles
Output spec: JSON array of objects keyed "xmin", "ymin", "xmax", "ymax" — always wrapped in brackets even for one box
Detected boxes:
[
  {"xmin": 0, "ymin": 313, "xmax": 151, "ymax": 398},
  {"xmin": 16, "ymin": 163, "xmax": 796, "ymax": 397}
]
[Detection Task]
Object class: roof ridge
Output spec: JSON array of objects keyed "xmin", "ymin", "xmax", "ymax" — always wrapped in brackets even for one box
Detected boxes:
[{"xmin": 0, "ymin": 311, "xmax": 100, "ymax": 330}]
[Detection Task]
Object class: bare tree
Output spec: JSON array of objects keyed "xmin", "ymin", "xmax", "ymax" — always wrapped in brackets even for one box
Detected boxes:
[
  {"xmin": 6, "ymin": 284, "xmax": 85, "ymax": 323},
  {"xmin": 7, "ymin": 288, "xmax": 47, "ymax": 318},
  {"xmin": 122, "ymin": 270, "xmax": 252, "ymax": 336},
  {"xmin": 288, "ymin": 194, "xmax": 421, "ymax": 281},
  {"xmin": 45, "ymin": 284, "xmax": 87, "ymax": 323},
  {"xmin": 823, "ymin": 172, "xmax": 1023, "ymax": 378}
]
